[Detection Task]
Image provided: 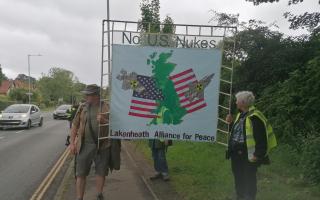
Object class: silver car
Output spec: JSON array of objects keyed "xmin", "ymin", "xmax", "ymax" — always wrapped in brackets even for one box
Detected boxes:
[
  {"xmin": 0, "ymin": 104, "xmax": 43, "ymax": 129},
  {"xmin": 53, "ymin": 104, "xmax": 72, "ymax": 120}
]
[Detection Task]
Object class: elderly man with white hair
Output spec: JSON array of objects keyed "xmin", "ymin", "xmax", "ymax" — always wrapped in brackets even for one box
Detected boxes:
[{"xmin": 226, "ymin": 91, "xmax": 277, "ymax": 200}]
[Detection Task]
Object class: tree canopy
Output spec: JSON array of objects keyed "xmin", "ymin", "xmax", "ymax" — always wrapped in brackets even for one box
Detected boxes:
[
  {"xmin": 246, "ymin": 0, "xmax": 320, "ymax": 31},
  {"xmin": 37, "ymin": 67, "xmax": 85, "ymax": 105},
  {"xmin": 0, "ymin": 67, "xmax": 8, "ymax": 85}
]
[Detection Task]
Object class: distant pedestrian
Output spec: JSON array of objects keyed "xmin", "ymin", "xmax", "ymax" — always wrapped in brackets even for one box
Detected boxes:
[
  {"xmin": 149, "ymin": 139, "xmax": 171, "ymax": 181},
  {"xmin": 65, "ymin": 103, "xmax": 79, "ymax": 146},
  {"xmin": 69, "ymin": 84, "xmax": 121, "ymax": 200},
  {"xmin": 226, "ymin": 91, "xmax": 277, "ymax": 200},
  {"xmin": 67, "ymin": 103, "xmax": 80, "ymax": 128}
]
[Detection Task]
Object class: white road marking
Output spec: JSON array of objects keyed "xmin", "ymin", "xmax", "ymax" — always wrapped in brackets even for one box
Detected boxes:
[{"xmin": 16, "ymin": 130, "xmax": 25, "ymax": 134}]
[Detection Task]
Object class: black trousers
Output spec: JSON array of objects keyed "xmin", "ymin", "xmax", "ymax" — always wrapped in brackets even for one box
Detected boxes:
[{"xmin": 231, "ymin": 150, "xmax": 258, "ymax": 200}]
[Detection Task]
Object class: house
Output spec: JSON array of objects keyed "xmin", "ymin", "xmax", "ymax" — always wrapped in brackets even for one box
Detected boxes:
[
  {"xmin": 16, "ymin": 74, "xmax": 36, "ymax": 84},
  {"xmin": 13, "ymin": 80, "xmax": 31, "ymax": 90},
  {"xmin": 0, "ymin": 76, "xmax": 35, "ymax": 96},
  {"xmin": 0, "ymin": 80, "xmax": 13, "ymax": 95}
]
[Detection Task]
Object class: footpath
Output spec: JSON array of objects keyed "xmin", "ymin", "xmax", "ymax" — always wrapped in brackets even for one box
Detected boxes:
[{"xmin": 54, "ymin": 141, "xmax": 181, "ymax": 200}]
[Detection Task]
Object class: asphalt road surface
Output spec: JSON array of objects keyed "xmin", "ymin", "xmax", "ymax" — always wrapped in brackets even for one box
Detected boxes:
[{"xmin": 0, "ymin": 112, "xmax": 70, "ymax": 200}]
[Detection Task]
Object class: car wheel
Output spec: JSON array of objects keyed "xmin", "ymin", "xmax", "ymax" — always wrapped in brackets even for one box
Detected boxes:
[
  {"xmin": 27, "ymin": 120, "xmax": 31, "ymax": 129},
  {"xmin": 39, "ymin": 118, "xmax": 43, "ymax": 127}
]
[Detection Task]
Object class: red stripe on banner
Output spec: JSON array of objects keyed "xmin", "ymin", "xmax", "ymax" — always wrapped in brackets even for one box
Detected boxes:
[
  {"xmin": 178, "ymin": 92, "xmax": 186, "ymax": 97},
  {"xmin": 130, "ymin": 106, "xmax": 154, "ymax": 112},
  {"xmin": 175, "ymin": 81, "xmax": 197, "ymax": 91},
  {"xmin": 187, "ymin": 103, "xmax": 207, "ymax": 113},
  {"xmin": 180, "ymin": 98, "xmax": 189, "ymax": 103},
  {"xmin": 128, "ymin": 112, "xmax": 158, "ymax": 118},
  {"xmin": 176, "ymin": 84, "xmax": 189, "ymax": 92},
  {"xmin": 131, "ymin": 99, "xmax": 158, "ymax": 106},
  {"xmin": 170, "ymin": 69, "xmax": 193, "ymax": 80},
  {"xmin": 183, "ymin": 98, "xmax": 205, "ymax": 108},
  {"xmin": 173, "ymin": 74, "xmax": 196, "ymax": 85}
]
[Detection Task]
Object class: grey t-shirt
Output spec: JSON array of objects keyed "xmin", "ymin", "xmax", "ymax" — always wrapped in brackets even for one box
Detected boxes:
[{"xmin": 84, "ymin": 104, "xmax": 99, "ymax": 144}]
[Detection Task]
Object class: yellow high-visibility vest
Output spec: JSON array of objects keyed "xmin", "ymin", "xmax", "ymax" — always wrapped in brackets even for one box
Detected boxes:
[{"xmin": 234, "ymin": 106, "xmax": 277, "ymax": 162}]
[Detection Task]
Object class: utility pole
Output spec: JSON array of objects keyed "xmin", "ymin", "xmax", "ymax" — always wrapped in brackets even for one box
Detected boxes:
[
  {"xmin": 0, "ymin": 64, "xmax": 2, "ymax": 86},
  {"xmin": 27, "ymin": 54, "xmax": 42, "ymax": 104}
]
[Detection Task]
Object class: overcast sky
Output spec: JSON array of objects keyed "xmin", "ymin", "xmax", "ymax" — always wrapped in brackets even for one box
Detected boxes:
[{"xmin": 0, "ymin": 0, "xmax": 317, "ymax": 84}]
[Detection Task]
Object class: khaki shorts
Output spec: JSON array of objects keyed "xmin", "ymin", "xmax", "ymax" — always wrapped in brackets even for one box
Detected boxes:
[{"xmin": 76, "ymin": 143, "xmax": 110, "ymax": 177}]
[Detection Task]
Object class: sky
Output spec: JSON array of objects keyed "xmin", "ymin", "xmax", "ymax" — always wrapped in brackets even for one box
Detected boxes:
[{"xmin": 0, "ymin": 0, "xmax": 317, "ymax": 84}]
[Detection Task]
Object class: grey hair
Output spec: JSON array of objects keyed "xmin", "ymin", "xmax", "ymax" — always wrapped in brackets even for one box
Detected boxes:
[{"xmin": 235, "ymin": 91, "xmax": 255, "ymax": 106}]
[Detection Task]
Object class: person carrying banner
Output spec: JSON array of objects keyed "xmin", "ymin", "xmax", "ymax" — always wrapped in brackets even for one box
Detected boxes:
[
  {"xmin": 226, "ymin": 91, "xmax": 277, "ymax": 200},
  {"xmin": 149, "ymin": 139, "xmax": 171, "ymax": 181},
  {"xmin": 69, "ymin": 84, "xmax": 121, "ymax": 200}
]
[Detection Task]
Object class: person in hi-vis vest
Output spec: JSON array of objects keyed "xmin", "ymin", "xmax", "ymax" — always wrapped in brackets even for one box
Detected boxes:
[{"xmin": 226, "ymin": 91, "xmax": 277, "ymax": 200}]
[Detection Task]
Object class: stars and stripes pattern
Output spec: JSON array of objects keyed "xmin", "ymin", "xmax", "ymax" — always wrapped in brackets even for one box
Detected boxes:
[
  {"xmin": 169, "ymin": 68, "xmax": 207, "ymax": 114},
  {"xmin": 128, "ymin": 69, "xmax": 207, "ymax": 119},
  {"xmin": 128, "ymin": 75, "xmax": 164, "ymax": 118}
]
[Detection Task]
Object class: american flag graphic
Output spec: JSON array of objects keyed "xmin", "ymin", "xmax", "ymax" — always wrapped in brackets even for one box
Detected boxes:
[
  {"xmin": 128, "ymin": 75, "xmax": 164, "ymax": 118},
  {"xmin": 169, "ymin": 68, "xmax": 207, "ymax": 113},
  {"xmin": 128, "ymin": 69, "xmax": 207, "ymax": 119}
]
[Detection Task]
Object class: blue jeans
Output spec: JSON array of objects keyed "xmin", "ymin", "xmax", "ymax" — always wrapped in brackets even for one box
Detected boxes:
[{"xmin": 151, "ymin": 147, "xmax": 168, "ymax": 174}]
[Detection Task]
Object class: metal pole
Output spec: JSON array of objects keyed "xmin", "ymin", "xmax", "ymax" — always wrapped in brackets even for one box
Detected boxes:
[
  {"xmin": 27, "ymin": 54, "xmax": 42, "ymax": 104},
  {"xmin": 106, "ymin": 0, "xmax": 111, "ymax": 88},
  {"xmin": 98, "ymin": 0, "xmax": 111, "ymax": 149},
  {"xmin": 226, "ymin": 28, "xmax": 237, "ymax": 146},
  {"xmin": 28, "ymin": 55, "xmax": 31, "ymax": 104}
]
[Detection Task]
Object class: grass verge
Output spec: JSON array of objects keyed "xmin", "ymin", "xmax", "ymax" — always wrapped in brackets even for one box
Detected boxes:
[{"xmin": 133, "ymin": 141, "xmax": 320, "ymax": 200}]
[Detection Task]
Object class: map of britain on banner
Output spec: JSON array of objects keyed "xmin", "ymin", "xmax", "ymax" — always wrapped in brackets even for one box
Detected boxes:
[{"xmin": 110, "ymin": 45, "xmax": 222, "ymax": 142}]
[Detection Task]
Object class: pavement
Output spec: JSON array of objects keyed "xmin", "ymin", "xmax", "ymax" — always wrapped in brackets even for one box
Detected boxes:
[{"xmin": 55, "ymin": 141, "xmax": 182, "ymax": 200}]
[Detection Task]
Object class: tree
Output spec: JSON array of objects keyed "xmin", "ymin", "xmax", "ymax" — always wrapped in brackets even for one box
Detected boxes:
[
  {"xmin": 284, "ymin": 12, "xmax": 320, "ymax": 31},
  {"xmin": 0, "ymin": 67, "xmax": 8, "ymax": 86},
  {"xmin": 9, "ymin": 88, "xmax": 40, "ymax": 103},
  {"xmin": 139, "ymin": 0, "xmax": 175, "ymax": 47},
  {"xmin": 37, "ymin": 67, "xmax": 82, "ymax": 105},
  {"xmin": 246, "ymin": 0, "xmax": 320, "ymax": 31},
  {"xmin": 209, "ymin": 11, "xmax": 315, "ymax": 98},
  {"xmin": 246, "ymin": 0, "xmax": 315, "ymax": 5},
  {"xmin": 139, "ymin": 0, "xmax": 161, "ymax": 33}
]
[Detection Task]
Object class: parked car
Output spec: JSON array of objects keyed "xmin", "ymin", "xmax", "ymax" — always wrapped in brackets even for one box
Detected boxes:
[
  {"xmin": 53, "ymin": 104, "xmax": 72, "ymax": 119},
  {"xmin": 0, "ymin": 104, "xmax": 43, "ymax": 129}
]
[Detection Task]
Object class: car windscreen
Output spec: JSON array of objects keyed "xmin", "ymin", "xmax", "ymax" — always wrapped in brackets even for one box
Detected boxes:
[
  {"xmin": 57, "ymin": 105, "xmax": 71, "ymax": 110},
  {"xmin": 3, "ymin": 105, "xmax": 30, "ymax": 113}
]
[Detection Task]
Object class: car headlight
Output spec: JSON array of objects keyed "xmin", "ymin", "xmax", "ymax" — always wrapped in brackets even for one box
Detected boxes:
[{"xmin": 21, "ymin": 114, "xmax": 27, "ymax": 118}]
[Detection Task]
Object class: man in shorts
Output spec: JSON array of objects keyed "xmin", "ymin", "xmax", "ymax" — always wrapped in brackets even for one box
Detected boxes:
[{"xmin": 69, "ymin": 84, "xmax": 112, "ymax": 200}]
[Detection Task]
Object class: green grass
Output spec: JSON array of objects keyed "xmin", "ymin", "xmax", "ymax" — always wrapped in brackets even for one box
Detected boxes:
[{"xmin": 133, "ymin": 141, "xmax": 320, "ymax": 200}]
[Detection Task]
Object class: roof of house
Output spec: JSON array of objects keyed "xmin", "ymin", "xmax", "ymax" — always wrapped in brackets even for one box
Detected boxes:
[
  {"xmin": 13, "ymin": 80, "xmax": 29, "ymax": 89},
  {"xmin": 0, "ymin": 80, "xmax": 11, "ymax": 94}
]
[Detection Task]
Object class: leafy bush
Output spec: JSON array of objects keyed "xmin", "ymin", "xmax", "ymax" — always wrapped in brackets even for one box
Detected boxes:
[
  {"xmin": 0, "ymin": 100, "xmax": 16, "ymax": 110},
  {"xmin": 300, "ymin": 134, "xmax": 320, "ymax": 184}
]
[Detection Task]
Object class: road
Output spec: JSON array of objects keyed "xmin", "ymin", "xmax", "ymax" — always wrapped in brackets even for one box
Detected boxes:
[{"xmin": 0, "ymin": 112, "xmax": 70, "ymax": 200}]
